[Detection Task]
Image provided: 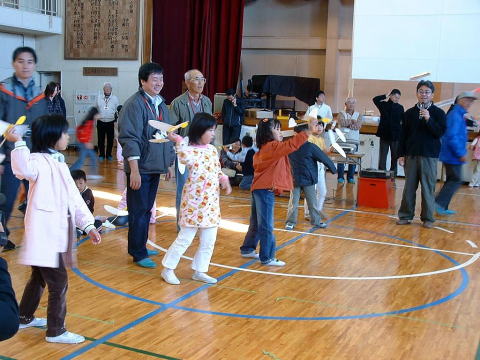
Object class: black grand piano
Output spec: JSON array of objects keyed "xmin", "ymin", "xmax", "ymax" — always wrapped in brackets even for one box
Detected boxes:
[{"xmin": 250, "ymin": 75, "xmax": 320, "ymax": 110}]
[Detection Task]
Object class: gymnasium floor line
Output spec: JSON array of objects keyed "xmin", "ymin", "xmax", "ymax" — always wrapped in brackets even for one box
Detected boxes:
[{"xmin": 62, "ymin": 211, "xmax": 350, "ymax": 359}]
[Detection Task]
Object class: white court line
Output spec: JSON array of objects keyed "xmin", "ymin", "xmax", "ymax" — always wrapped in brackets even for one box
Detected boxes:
[
  {"xmin": 434, "ymin": 226, "xmax": 454, "ymax": 234},
  {"xmin": 273, "ymin": 228, "xmax": 473, "ymax": 256},
  {"xmin": 147, "ymin": 240, "xmax": 480, "ymax": 281},
  {"xmin": 333, "ymin": 208, "xmax": 480, "ymax": 228},
  {"xmin": 466, "ymin": 240, "xmax": 478, "ymax": 248}
]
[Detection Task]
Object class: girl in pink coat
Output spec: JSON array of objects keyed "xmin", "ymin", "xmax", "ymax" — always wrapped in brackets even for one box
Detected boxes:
[{"xmin": 6, "ymin": 114, "xmax": 101, "ymax": 344}]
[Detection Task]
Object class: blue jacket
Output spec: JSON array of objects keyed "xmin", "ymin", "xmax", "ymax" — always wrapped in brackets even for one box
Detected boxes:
[
  {"xmin": 439, "ymin": 104, "xmax": 467, "ymax": 165},
  {"xmin": 288, "ymin": 142, "xmax": 337, "ymax": 187}
]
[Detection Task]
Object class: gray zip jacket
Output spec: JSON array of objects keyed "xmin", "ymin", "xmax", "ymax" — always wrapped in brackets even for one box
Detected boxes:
[{"xmin": 118, "ymin": 90, "xmax": 175, "ymax": 174}]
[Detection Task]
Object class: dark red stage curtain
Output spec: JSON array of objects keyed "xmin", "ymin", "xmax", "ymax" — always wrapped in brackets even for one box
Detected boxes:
[{"xmin": 152, "ymin": 0, "xmax": 245, "ymax": 103}]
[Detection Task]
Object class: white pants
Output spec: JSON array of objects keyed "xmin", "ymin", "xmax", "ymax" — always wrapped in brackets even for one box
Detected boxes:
[
  {"xmin": 304, "ymin": 163, "xmax": 326, "ymax": 217},
  {"xmin": 471, "ymin": 160, "xmax": 480, "ymax": 186},
  {"xmin": 162, "ymin": 226, "xmax": 218, "ymax": 273}
]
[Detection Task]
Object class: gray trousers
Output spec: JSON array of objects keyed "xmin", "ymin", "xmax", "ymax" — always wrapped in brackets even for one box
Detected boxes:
[
  {"xmin": 379, "ymin": 139, "xmax": 399, "ymax": 175},
  {"xmin": 398, "ymin": 156, "xmax": 437, "ymax": 223},
  {"xmin": 286, "ymin": 185, "xmax": 322, "ymax": 226}
]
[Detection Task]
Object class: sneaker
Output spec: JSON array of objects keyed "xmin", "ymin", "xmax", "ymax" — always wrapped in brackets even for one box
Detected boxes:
[
  {"xmin": 17, "ymin": 201, "xmax": 27, "ymax": 214},
  {"xmin": 436, "ymin": 205, "xmax": 456, "ymax": 216},
  {"xmin": 46, "ymin": 331, "xmax": 85, "ymax": 344},
  {"xmin": 19, "ymin": 317, "xmax": 47, "ymax": 329},
  {"xmin": 262, "ymin": 258, "xmax": 286, "ymax": 266},
  {"xmin": 469, "ymin": 183, "xmax": 475, "ymax": 187},
  {"xmin": 3, "ymin": 240, "xmax": 16, "ymax": 251},
  {"xmin": 241, "ymin": 251, "xmax": 259, "ymax": 259},
  {"xmin": 147, "ymin": 249, "xmax": 159, "ymax": 256},
  {"xmin": 99, "ymin": 156, "xmax": 105, "ymax": 161},
  {"xmin": 396, "ymin": 219, "xmax": 411, "ymax": 225},
  {"xmin": 423, "ymin": 221, "xmax": 434, "ymax": 229},
  {"xmin": 107, "ymin": 156, "xmax": 113, "ymax": 161},
  {"xmin": 314, "ymin": 222, "xmax": 327, "ymax": 229},
  {"xmin": 192, "ymin": 272, "xmax": 217, "ymax": 284},
  {"xmin": 285, "ymin": 223, "xmax": 294, "ymax": 230},
  {"xmin": 347, "ymin": 178, "xmax": 356, "ymax": 184},
  {"xmin": 161, "ymin": 268, "xmax": 180, "ymax": 285},
  {"xmin": 136, "ymin": 258, "xmax": 157, "ymax": 268},
  {"xmin": 337, "ymin": 178, "xmax": 345, "ymax": 184}
]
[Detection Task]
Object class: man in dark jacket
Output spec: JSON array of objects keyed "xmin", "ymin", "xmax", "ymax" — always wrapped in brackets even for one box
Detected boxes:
[
  {"xmin": 0, "ymin": 47, "xmax": 48, "ymax": 250},
  {"xmin": 435, "ymin": 91, "xmax": 477, "ymax": 214},
  {"xmin": 118, "ymin": 63, "xmax": 175, "ymax": 268},
  {"xmin": 221, "ymin": 88, "xmax": 244, "ymax": 145},
  {"xmin": 0, "ymin": 256, "xmax": 19, "ymax": 341},
  {"xmin": 373, "ymin": 89, "xmax": 404, "ymax": 175},
  {"xmin": 285, "ymin": 123, "xmax": 337, "ymax": 230},
  {"xmin": 0, "ymin": 216, "xmax": 19, "ymax": 341},
  {"xmin": 397, "ymin": 81, "xmax": 446, "ymax": 228}
]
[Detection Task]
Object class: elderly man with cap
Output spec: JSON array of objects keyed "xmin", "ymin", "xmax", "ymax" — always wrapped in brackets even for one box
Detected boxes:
[
  {"xmin": 435, "ymin": 91, "xmax": 478, "ymax": 215},
  {"xmin": 97, "ymin": 82, "xmax": 119, "ymax": 161}
]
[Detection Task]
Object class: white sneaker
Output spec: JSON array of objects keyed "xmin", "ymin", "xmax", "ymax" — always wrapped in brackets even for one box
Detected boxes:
[
  {"xmin": 161, "ymin": 268, "xmax": 180, "ymax": 285},
  {"xmin": 86, "ymin": 174, "xmax": 103, "ymax": 181},
  {"xmin": 46, "ymin": 331, "xmax": 85, "ymax": 344},
  {"xmin": 101, "ymin": 220, "xmax": 116, "ymax": 229},
  {"xmin": 19, "ymin": 317, "xmax": 47, "ymax": 329},
  {"xmin": 241, "ymin": 251, "xmax": 259, "ymax": 259},
  {"xmin": 469, "ymin": 183, "xmax": 475, "ymax": 187},
  {"xmin": 263, "ymin": 259, "xmax": 286, "ymax": 266},
  {"xmin": 285, "ymin": 223, "xmax": 294, "ymax": 230},
  {"xmin": 192, "ymin": 272, "xmax": 217, "ymax": 284}
]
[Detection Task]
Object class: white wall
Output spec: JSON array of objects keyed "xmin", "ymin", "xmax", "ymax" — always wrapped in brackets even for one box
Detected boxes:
[{"xmin": 352, "ymin": 0, "xmax": 480, "ymax": 83}]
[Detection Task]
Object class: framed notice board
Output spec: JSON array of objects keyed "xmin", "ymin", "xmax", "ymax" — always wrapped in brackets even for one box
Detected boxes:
[{"xmin": 65, "ymin": 0, "xmax": 139, "ymax": 60}]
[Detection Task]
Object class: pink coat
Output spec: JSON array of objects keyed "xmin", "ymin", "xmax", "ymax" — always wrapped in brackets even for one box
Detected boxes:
[{"xmin": 11, "ymin": 146, "xmax": 94, "ymax": 268}]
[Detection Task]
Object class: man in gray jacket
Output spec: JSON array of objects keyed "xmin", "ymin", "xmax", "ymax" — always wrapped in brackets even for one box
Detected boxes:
[
  {"xmin": 0, "ymin": 47, "xmax": 48, "ymax": 250},
  {"xmin": 170, "ymin": 69, "xmax": 212, "ymax": 229},
  {"xmin": 118, "ymin": 63, "xmax": 175, "ymax": 268}
]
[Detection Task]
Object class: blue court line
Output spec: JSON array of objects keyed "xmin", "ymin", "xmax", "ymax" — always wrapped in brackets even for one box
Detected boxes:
[
  {"xmin": 64, "ymin": 212, "xmax": 348, "ymax": 359},
  {"xmin": 65, "ymin": 209, "xmax": 470, "ymax": 357},
  {"xmin": 61, "ymin": 306, "xmax": 167, "ymax": 360}
]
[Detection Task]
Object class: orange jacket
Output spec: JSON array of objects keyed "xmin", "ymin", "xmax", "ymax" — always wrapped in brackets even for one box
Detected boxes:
[{"xmin": 251, "ymin": 131, "xmax": 308, "ymax": 193}]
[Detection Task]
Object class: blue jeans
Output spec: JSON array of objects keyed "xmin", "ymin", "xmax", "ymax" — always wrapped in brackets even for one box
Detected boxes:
[
  {"xmin": 337, "ymin": 163, "xmax": 356, "ymax": 180},
  {"xmin": 239, "ymin": 175, "xmax": 253, "ymax": 190},
  {"xmin": 435, "ymin": 163, "xmax": 462, "ymax": 210},
  {"xmin": 240, "ymin": 189, "xmax": 276, "ymax": 263},
  {"xmin": 126, "ymin": 173, "xmax": 160, "ymax": 262},
  {"xmin": 70, "ymin": 143, "xmax": 99, "ymax": 174}
]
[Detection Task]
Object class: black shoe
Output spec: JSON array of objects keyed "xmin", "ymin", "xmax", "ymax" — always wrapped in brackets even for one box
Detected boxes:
[
  {"xmin": 3, "ymin": 240, "xmax": 16, "ymax": 251},
  {"xmin": 17, "ymin": 201, "xmax": 27, "ymax": 214}
]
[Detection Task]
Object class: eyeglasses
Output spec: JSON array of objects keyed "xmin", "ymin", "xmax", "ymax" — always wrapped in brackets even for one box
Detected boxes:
[
  {"xmin": 417, "ymin": 90, "xmax": 432, "ymax": 95},
  {"xmin": 191, "ymin": 77, "xmax": 206, "ymax": 83}
]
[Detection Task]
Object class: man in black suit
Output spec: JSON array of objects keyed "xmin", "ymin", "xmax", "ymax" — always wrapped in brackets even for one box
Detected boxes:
[{"xmin": 373, "ymin": 89, "xmax": 404, "ymax": 175}]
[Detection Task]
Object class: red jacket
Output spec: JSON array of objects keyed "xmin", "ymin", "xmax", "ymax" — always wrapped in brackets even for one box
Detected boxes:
[
  {"xmin": 76, "ymin": 119, "xmax": 94, "ymax": 143},
  {"xmin": 251, "ymin": 131, "xmax": 308, "ymax": 193}
]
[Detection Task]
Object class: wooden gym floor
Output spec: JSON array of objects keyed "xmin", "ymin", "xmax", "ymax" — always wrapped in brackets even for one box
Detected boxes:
[{"xmin": 1, "ymin": 154, "xmax": 480, "ymax": 360}]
